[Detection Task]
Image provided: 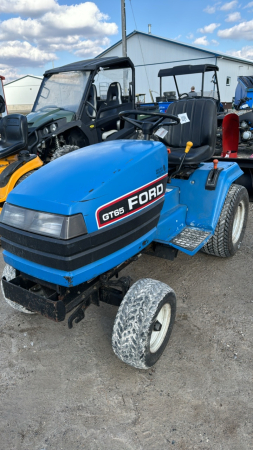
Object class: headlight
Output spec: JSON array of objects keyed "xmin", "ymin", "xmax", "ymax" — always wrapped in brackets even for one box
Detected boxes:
[
  {"xmin": 43, "ymin": 127, "xmax": 49, "ymax": 135},
  {"xmin": 0, "ymin": 204, "xmax": 87, "ymax": 239},
  {"xmin": 50, "ymin": 123, "xmax": 57, "ymax": 133}
]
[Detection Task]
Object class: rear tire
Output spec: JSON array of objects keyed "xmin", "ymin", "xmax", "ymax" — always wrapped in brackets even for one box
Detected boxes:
[
  {"xmin": 1, "ymin": 264, "xmax": 35, "ymax": 314},
  {"xmin": 112, "ymin": 278, "xmax": 176, "ymax": 369},
  {"xmin": 202, "ymin": 184, "xmax": 249, "ymax": 257}
]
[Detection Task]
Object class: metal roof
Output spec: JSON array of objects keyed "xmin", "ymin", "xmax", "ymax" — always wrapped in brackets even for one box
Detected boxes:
[
  {"xmin": 44, "ymin": 56, "xmax": 134, "ymax": 76},
  {"xmin": 158, "ymin": 64, "xmax": 219, "ymax": 78},
  {"xmin": 4, "ymin": 75, "xmax": 43, "ymax": 86},
  {"xmin": 97, "ymin": 31, "xmax": 253, "ymax": 66}
]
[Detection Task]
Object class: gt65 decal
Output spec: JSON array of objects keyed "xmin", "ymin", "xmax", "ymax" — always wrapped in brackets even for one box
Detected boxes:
[{"xmin": 96, "ymin": 174, "xmax": 167, "ymax": 228}]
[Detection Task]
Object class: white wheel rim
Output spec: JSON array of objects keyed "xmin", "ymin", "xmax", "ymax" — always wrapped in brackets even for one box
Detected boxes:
[
  {"xmin": 232, "ymin": 200, "xmax": 245, "ymax": 244},
  {"xmin": 150, "ymin": 303, "xmax": 171, "ymax": 353}
]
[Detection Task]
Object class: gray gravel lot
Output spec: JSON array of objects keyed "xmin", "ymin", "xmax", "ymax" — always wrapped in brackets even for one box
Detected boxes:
[{"xmin": 0, "ymin": 209, "xmax": 252, "ymax": 450}]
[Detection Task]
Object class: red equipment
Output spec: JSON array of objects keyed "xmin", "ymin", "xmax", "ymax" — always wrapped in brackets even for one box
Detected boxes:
[{"xmin": 221, "ymin": 113, "xmax": 239, "ymax": 158}]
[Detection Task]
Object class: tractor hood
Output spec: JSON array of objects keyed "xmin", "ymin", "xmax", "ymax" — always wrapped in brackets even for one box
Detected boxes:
[
  {"xmin": 27, "ymin": 108, "xmax": 74, "ymax": 129},
  {"xmin": 6, "ymin": 140, "xmax": 168, "ymax": 233}
]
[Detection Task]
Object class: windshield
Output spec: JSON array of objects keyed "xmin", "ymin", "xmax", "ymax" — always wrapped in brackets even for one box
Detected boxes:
[{"xmin": 33, "ymin": 71, "xmax": 90, "ymax": 113}]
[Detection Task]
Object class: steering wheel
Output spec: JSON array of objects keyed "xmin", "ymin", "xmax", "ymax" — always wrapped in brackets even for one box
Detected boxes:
[
  {"xmin": 179, "ymin": 93, "xmax": 189, "ymax": 99},
  {"xmin": 85, "ymin": 100, "xmax": 97, "ymax": 118},
  {"xmin": 119, "ymin": 110, "xmax": 180, "ymax": 139}
]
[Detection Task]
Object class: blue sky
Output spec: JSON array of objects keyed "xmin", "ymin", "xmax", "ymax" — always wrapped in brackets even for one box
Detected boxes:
[{"xmin": 0, "ymin": 0, "xmax": 253, "ymax": 82}]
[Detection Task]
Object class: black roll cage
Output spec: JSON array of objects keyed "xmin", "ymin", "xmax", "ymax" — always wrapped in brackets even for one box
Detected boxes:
[
  {"xmin": 33, "ymin": 57, "xmax": 135, "ymax": 122},
  {"xmin": 158, "ymin": 64, "xmax": 220, "ymax": 105}
]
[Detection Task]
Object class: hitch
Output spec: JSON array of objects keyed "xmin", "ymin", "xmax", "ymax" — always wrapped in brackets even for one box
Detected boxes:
[{"xmin": 68, "ymin": 301, "xmax": 89, "ymax": 329}]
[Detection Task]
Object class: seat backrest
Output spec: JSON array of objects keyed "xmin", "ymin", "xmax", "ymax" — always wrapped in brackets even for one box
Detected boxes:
[
  {"xmin": 86, "ymin": 84, "xmax": 97, "ymax": 118},
  {"xmin": 0, "ymin": 114, "xmax": 28, "ymax": 146},
  {"xmin": 165, "ymin": 98, "xmax": 217, "ymax": 152},
  {"xmin": 106, "ymin": 82, "xmax": 122, "ymax": 106}
]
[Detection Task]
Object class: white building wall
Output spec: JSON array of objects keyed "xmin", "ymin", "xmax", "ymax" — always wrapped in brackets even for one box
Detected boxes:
[
  {"xmin": 4, "ymin": 76, "xmax": 42, "ymax": 113},
  {"xmin": 104, "ymin": 34, "xmax": 216, "ymax": 102},
  {"xmin": 101, "ymin": 33, "xmax": 253, "ymax": 104},
  {"xmin": 217, "ymin": 57, "xmax": 253, "ymax": 104}
]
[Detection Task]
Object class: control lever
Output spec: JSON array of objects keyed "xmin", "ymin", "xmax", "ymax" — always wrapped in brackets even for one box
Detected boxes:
[
  {"xmin": 205, "ymin": 159, "xmax": 223, "ymax": 190},
  {"xmin": 168, "ymin": 141, "xmax": 193, "ymax": 183}
]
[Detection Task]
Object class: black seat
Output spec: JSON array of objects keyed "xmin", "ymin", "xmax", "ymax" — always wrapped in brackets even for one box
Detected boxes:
[
  {"xmin": 106, "ymin": 82, "xmax": 122, "ymax": 106},
  {"xmin": 0, "ymin": 114, "xmax": 28, "ymax": 158},
  {"xmin": 100, "ymin": 82, "xmax": 123, "ymax": 140},
  {"xmin": 163, "ymin": 98, "xmax": 217, "ymax": 165}
]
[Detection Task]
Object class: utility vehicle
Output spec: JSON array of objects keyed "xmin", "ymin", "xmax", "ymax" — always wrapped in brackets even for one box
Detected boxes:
[
  {"xmin": 157, "ymin": 63, "xmax": 253, "ymax": 150},
  {"xmin": 0, "ymin": 56, "xmax": 135, "ymax": 212},
  {"xmin": 158, "ymin": 63, "xmax": 222, "ymax": 111},
  {"xmin": 154, "ymin": 63, "xmax": 253, "ymax": 198},
  {"xmin": 0, "ymin": 98, "xmax": 249, "ymax": 369}
]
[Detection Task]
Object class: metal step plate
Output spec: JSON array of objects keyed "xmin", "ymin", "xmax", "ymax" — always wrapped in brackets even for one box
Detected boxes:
[{"xmin": 170, "ymin": 228, "xmax": 210, "ymax": 251}]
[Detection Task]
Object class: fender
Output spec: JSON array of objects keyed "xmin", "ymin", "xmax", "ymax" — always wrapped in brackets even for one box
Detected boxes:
[
  {"xmin": 0, "ymin": 155, "xmax": 43, "ymax": 211},
  {"xmin": 168, "ymin": 161, "xmax": 243, "ymax": 233}
]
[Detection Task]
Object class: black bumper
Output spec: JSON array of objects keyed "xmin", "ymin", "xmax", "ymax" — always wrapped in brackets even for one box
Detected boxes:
[{"xmin": 2, "ymin": 276, "xmax": 65, "ymax": 321}]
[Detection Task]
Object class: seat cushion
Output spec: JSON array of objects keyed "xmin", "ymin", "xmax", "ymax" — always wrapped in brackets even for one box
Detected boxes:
[
  {"xmin": 0, "ymin": 142, "xmax": 28, "ymax": 158},
  {"xmin": 102, "ymin": 130, "xmax": 117, "ymax": 140},
  {"xmin": 106, "ymin": 126, "xmax": 136, "ymax": 141},
  {"xmin": 168, "ymin": 145, "xmax": 211, "ymax": 165}
]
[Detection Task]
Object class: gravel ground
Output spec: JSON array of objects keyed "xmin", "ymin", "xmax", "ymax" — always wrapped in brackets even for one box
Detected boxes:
[{"xmin": 0, "ymin": 210, "xmax": 252, "ymax": 450}]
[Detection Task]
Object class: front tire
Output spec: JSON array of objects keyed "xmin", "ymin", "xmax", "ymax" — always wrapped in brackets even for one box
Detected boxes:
[
  {"xmin": 50, "ymin": 145, "xmax": 79, "ymax": 161},
  {"xmin": 202, "ymin": 184, "xmax": 249, "ymax": 257},
  {"xmin": 112, "ymin": 278, "xmax": 176, "ymax": 369},
  {"xmin": 1, "ymin": 264, "xmax": 35, "ymax": 314}
]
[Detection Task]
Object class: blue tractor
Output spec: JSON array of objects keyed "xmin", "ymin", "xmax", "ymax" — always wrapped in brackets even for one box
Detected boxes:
[{"xmin": 0, "ymin": 98, "xmax": 249, "ymax": 369}]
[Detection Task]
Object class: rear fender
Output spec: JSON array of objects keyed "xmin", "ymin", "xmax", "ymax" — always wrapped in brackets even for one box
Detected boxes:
[{"xmin": 173, "ymin": 161, "xmax": 243, "ymax": 232}]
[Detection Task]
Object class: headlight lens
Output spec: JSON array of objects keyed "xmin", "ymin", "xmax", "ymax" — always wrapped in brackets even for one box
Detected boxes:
[
  {"xmin": 50, "ymin": 123, "xmax": 57, "ymax": 133},
  {"xmin": 0, "ymin": 204, "xmax": 87, "ymax": 239},
  {"xmin": 43, "ymin": 127, "xmax": 49, "ymax": 135}
]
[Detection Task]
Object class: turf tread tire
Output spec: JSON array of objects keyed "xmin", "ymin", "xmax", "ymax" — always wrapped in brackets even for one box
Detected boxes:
[
  {"xmin": 112, "ymin": 278, "xmax": 176, "ymax": 369},
  {"xmin": 50, "ymin": 145, "xmax": 79, "ymax": 161},
  {"xmin": 202, "ymin": 184, "xmax": 248, "ymax": 257}
]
